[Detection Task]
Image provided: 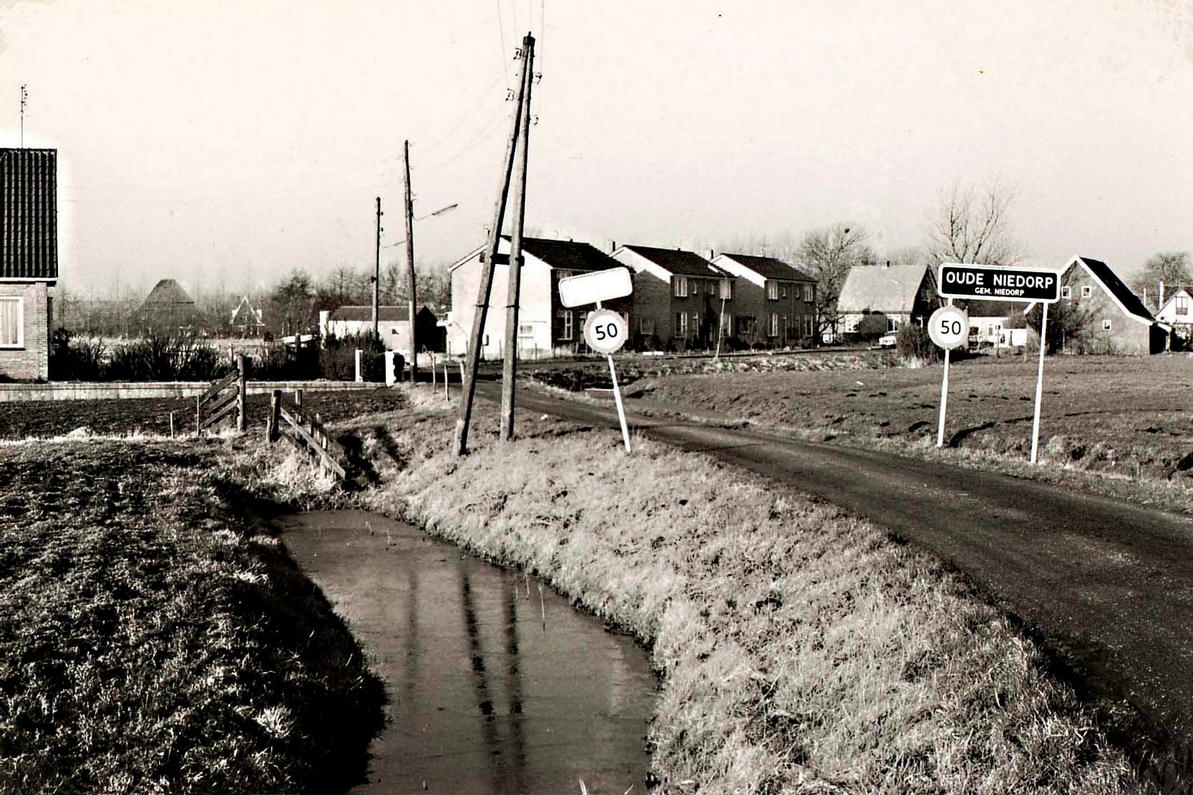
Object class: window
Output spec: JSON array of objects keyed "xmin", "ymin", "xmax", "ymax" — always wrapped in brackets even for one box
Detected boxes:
[
  {"xmin": 720, "ymin": 312, "xmax": 732, "ymax": 336},
  {"xmin": 1060, "ymin": 285, "xmax": 1071, "ymax": 299},
  {"xmin": 0, "ymin": 297, "xmax": 22, "ymax": 348},
  {"xmin": 558, "ymin": 309, "xmax": 574, "ymax": 340},
  {"xmin": 766, "ymin": 281, "xmax": 779, "ymax": 300},
  {"xmin": 888, "ymin": 318, "xmax": 899, "ymax": 332},
  {"xmin": 804, "ymin": 316, "xmax": 813, "ymax": 337},
  {"xmin": 769, "ymin": 312, "xmax": 779, "ymax": 337},
  {"xmin": 1103, "ymin": 319, "xmax": 1112, "ymax": 331},
  {"xmin": 720, "ymin": 279, "xmax": 733, "ymax": 300},
  {"xmin": 640, "ymin": 317, "xmax": 655, "ymax": 335},
  {"xmin": 691, "ymin": 279, "xmax": 700, "ymax": 295},
  {"xmin": 803, "ymin": 283, "xmax": 814, "ymax": 302},
  {"xmin": 674, "ymin": 276, "xmax": 688, "ymax": 298},
  {"xmin": 1081, "ymin": 285, "xmax": 1092, "ymax": 298},
  {"xmin": 518, "ymin": 324, "xmax": 534, "ymax": 337},
  {"xmin": 1176, "ymin": 295, "xmax": 1189, "ymax": 315},
  {"xmin": 676, "ymin": 312, "xmax": 689, "ymax": 336},
  {"xmin": 782, "ymin": 315, "xmax": 788, "ymax": 338}
]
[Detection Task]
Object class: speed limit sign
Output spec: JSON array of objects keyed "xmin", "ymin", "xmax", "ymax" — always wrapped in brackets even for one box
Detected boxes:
[
  {"xmin": 583, "ymin": 309, "xmax": 628, "ymax": 354},
  {"xmin": 928, "ymin": 305, "xmax": 968, "ymax": 350}
]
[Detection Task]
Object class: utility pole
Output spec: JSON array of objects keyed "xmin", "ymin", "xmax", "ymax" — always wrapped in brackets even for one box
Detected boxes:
[
  {"xmin": 454, "ymin": 33, "xmax": 533, "ymax": 456},
  {"xmin": 403, "ymin": 140, "xmax": 418, "ymax": 382},
  {"xmin": 500, "ymin": 34, "xmax": 535, "ymax": 441},
  {"xmin": 373, "ymin": 196, "xmax": 382, "ymax": 340},
  {"xmin": 19, "ymin": 84, "xmax": 26, "ymax": 148}
]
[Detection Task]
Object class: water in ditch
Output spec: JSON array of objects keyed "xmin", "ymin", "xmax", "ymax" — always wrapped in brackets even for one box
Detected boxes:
[{"xmin": 279, "ymin": 510, "xmax": 657, "ymax": 795}]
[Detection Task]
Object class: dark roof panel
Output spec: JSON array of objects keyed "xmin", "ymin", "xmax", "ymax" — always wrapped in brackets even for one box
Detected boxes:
[
  {"xmin": 623, "ymin": 244, "xmax": 722, "ymax": 277},
  {"xmin": 141, "ymin": 278, "xmax": 194, "ymax": 306},
  {"xmin": 1076, "ymin": 256, "xmax": 1154, "ymax": 322},
  {"xmin": 330, "ymin": 305, "xmax": 411, "ymax": 322},
  {"xmin": 518, "ymin": 237, "xmax": 624, "ymax": 272},
  {"xmin": 1, "ymin": 148, "xmax": 57, "ymax": 280},
  {"xmin": 721, "ymin": 253, "xmax": 815, "ymax": 282}
]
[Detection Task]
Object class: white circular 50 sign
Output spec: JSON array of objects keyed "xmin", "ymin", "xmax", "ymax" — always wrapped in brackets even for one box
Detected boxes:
[
  {"xmin": 928, "ymin": 305, "xmax": 969, "ymax": 350},
  {"xmin": 583, "ymin": 309, "xmax": 628, "ymax": 354}
]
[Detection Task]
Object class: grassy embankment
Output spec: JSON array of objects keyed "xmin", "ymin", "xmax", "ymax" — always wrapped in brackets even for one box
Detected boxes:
[
  {"xmin": 345, "ymin": 394, "xmax": 1151, "ymax": 793},
  {"xmin": 0, "ymin": 437, "xmax": 381, "ymax": 795}
]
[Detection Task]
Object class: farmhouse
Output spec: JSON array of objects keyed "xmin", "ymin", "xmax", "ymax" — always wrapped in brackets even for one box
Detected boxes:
[
  {"xmin": 836, "ymin": 263, "xmax": 940, "ymax": 341},
  {"xmin": 0, "ymin": 148, "xmax": 56, "ymax": 380},
  {"xmin": 611, "ymin": 244, "xmax": 734, "ymax": 350},
  {"xmin": 135, "ymin": 278, "xmax": 198, "ymax": 334},
  {"xmin": 1032, "ymin": 256, "xmax": 1169, "ymax": 355},
  {"xmin": 711, "ymin": 252, "xmax": 816, "ymax": 347},
  {"xmin": 318, "ymin": 305, "xmax": 444, "ymax": 355},
  {"xmin": 444, "ymin": 236, "xmax": 628, "ymax": 359},
  {"xmin": 229, "ymin": 295, "xmax": 266, "ymax": 337}
]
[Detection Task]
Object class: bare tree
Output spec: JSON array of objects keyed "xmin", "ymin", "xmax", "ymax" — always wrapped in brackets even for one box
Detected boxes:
[
  {"xmin": 1131, "ymin": 251, "xmax": 1191, "ymax": 309},
  {"xmin": 927, "ymin": 179, "xmax": 1022, "ymax": 266},
  {"xmin": 797, "ymin": 223, "xmax": 874, "ymax": 342}
]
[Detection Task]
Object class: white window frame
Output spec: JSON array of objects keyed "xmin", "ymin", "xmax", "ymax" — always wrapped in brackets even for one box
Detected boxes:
[
  {"xmin": 1081, "ymin": 285, "xmax": 1092, "ymax": 298},
  {"xmin": 674, "ymin": 276, "xmax": 688, "ymax": 298},
  {"xmin": 559, "ymin": 310, "xmax": 574, "ymax": 341},
  {"xmin": 676, "ymin": 312, "xmax": 689, "ymax": 336},
  {"xmin": 803, "ymin": 283, "xmax": 814, "ymax": 302},
  {"xmin": 721, "ymin": 312, "xmax": 732, "ymax": 336},
  {"xmin": 769, "ymin": 312, "xmax": 779, "ymax": 337},
  {"xmin": 766, "ymin": 281, "xmax": 779, "ymax": 300},
  {"xmin": 780, "ymin": 284, "xmax": 788, "ymax": 299},
  {"xmin": 640, "ymin": 317, "xmax": 655, "ymax": 335},
  {"xmin": 1060, "ymin": 285, "xmax": 1071, "ymax": 299},
  {"xmin": 1176, "ymin": 296, "xmax": 1188, "ymax": 315},
  {"xmin": 0, "ymin": 296, "xmax": 23, "ymax": 349},
  {"xmin": 1102, "ymin": 319, "xmax": 1112, "ymax": 331},
  {"xmin": 720, "ymin": 279, "xmax": 733, "ymax": 300}
]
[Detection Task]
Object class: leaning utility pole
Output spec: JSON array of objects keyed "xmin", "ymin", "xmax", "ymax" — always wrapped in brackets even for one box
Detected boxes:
[
  {"xmin": 454, "ymin": 33, "xmax": 534, "ymax": 456},
  {"xmin": 500, "ymin": 35, "xmax": 535, "ymax": 441},
  {"xmin": 373, "ymin": 196, "xmax": 382, "ymax": 340},
  {"xmin": 403, "ymin": 140, "xmax": 418, "ymax": 382},
  {"xmin": 19, "ymin": 84, "xmax": 26, "ymax": 148}
]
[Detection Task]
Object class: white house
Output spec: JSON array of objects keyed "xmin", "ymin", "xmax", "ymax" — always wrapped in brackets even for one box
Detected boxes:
[{"xmin": 1155, "ymin": 287, "xmax": 1191, "ymax": 341}]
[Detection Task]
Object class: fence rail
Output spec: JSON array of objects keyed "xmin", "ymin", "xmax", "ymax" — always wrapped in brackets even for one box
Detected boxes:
[
  {"xmin": 196, "ymin": 356, "xmax": 247, "ymax": 433},
  {"xmin": 267, "ymin": 389, "xmax": 347, "ymax": 480}
]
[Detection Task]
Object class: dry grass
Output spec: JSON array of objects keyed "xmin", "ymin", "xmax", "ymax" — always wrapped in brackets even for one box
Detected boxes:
[
  {"xmin": 0, "ymin": 438, "xmax": 383, "ymax": 794},
  {"xmin": 353, "ymin": 403, "xmax": 1149, "ymax": 794}
]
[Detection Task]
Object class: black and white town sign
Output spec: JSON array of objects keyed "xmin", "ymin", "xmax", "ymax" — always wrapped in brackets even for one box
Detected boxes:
[{"xmin": 938, "ymin": 263, "xmax": 1060, "ymax": 303}]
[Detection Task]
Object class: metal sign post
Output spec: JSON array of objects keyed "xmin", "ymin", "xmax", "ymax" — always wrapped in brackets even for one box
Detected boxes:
[
  {"xmin": 934, "ymin": 263, "xmax": 1061, "ymax": 463},
  {"xmin": 560, "ymin": 269, "xmax": 634, "ymax": 453},
  {"xmin": 929, "ymin": 302, "xmax": 967, "ymax": 447}
]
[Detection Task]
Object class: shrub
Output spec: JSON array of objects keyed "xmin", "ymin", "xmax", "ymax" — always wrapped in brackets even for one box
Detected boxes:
[
  {"xmin": 252, "ymin": 342, "xmax": 320, "ymax": 381},
  {"xmin": 103, "ymin": 332, "xmax": 227, "ymax": 382},
  {"xmin": 48, "ymin": 327, "xmax": 107, "ymax": 381},
  {"xmin": 321, "ymin": 333, "xmax": 389, "ymax": 382},
  {"xmin": 896, "ymin": 324, "xmax": 939, "ymax": 364}
]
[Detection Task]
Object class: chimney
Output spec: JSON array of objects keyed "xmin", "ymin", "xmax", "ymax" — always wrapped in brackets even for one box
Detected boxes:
[
  {"xmin": 1159, "ymin": 280, "xmax": 1165, "ymax": 309},
  {"xmin": 707, "ymin": 248, "xmax": 715, "ymax": 261},
  {"xmin": 884, "ymin": 260, "xmax": 891, "ymax": 269},
  {"xmin": 609, "ymin": 240, "xmax": 617, "ymax": 254}
]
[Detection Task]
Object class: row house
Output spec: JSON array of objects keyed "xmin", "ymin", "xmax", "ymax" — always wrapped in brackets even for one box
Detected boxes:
[
  {"xmin": 711, "ymin": 253, "xmax": 817, "ymax": 346},
  {"xmin": 1, "ymin": 148, "xmax": 57, "ymax": 380}
]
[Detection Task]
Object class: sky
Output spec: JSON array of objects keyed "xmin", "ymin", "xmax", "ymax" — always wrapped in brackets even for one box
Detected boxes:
[{"xmin": 2, "ymin": 0, "xmax": 1192, "ymax": 299}]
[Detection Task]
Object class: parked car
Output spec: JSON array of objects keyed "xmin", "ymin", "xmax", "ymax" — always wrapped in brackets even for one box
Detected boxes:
[{"xmin": 877, "ymin": 332, "xmax": 898, "ymax": 349}]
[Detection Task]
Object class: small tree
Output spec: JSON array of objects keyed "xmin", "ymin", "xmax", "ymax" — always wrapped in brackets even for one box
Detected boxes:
[
  {"xmin": 1131, "ymin": 251, "xmax": 1191, "ymax": 310},
  {"xmin": 895, "ymin": 323, "xmax": 938, "ymax": 363},
  {"xmin": 270, "ymin": 270, "xmax": 316, "ymax": 337},
  {"xmin": 926, "ymin": 179, "xmax": 1021, "ymax": 267},
  {"xmin": 797, "ymin": 224, "xmax": 875, "ymax": 343}
]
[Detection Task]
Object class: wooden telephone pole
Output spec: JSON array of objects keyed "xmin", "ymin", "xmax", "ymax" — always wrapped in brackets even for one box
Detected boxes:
[
  {"xmin": 403, "ymin": 140, "xmax": 418, "ymax": 382},
  {"xmin": 454, "ymin": 32, "xmax": 535, "ymax": 456},
  {"xmin": 373, "ymin": 196, "xmax": 382, "ymax": 339}
]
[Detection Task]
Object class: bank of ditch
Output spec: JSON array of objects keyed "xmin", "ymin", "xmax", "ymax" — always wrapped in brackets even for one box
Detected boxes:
[
  {"xmin": 345, "ymin": 398, "xmax": 1153, "ymax": 793},
  {"xmin": 0, "ymin": 437, "xmax": 382, "ymax": 795}
]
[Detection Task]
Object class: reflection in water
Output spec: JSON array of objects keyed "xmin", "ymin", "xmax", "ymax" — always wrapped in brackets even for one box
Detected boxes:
[{"xmin": 279, "ymin": 510, "xmax": 656, "ymax": 795}]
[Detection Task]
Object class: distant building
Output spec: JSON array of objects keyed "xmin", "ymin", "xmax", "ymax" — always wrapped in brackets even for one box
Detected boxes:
[
  {"xmin": 610, "ymin": 244, "xmax": 732, "ymax": 350},
  {"xmin": 0, "ymin": 148, "xmax": 57, "ymax": 380},
  {"xmin": 836, "ymin": 263, "xmax": 940, "ymax": 341},
  {"xmin": 319, "ymin": 305, "xmax": 444, "ymax": 356},
  {"xmin": 136, "ymin": 279, "xmax": 198, "ymax": 333},
  {"xmin": 711, "ymin": 252, "xmax": 816, "ymax": 346},
  {"xmin": 1032, "ymin": 256, "xmax": 1169, "ymax": 355},
  {"xmin": 1155, "ymin": 287, "xmax": 1191, "ymax": 343},
  {"xmin": 229, "ymin": 295, "xmax": 266, "ymax": 337},
  {"xmin": 445, "ymin": 236, "xmax": 628, "ymax": 359}
]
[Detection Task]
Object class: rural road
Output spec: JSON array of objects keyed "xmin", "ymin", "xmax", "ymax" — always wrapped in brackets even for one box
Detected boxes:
[{"xmin": 475, "ymin": 380, "xmax": 1193, "ymax": 784}]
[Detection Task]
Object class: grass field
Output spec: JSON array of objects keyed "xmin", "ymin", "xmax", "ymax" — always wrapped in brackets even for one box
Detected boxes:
[
  {"xmin": 0, "ymin": 437, "xmax": 383, "ymax": 794},
  {"xmin": 345, "ymin": 398, "xmax": 1152, "ymax": 794}
]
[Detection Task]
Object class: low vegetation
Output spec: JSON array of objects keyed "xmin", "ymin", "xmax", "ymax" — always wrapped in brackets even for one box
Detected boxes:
[
  {"xmin": 348, "ymin": 400, "xmax": 1150, "ymax": 793},
  {"xmin": 0, "ymin": 438, "xmax": 383, "ymax": 794}
]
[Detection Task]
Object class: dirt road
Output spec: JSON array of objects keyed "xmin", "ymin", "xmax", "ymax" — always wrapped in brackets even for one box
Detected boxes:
[{"xmin": 476, "ymin": 380, "xmax": 1193, "ymax": 785}]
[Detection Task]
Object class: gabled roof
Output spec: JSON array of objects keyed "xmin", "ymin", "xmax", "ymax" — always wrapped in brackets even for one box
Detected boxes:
[
  {"xmin": 1157, "ymin": 287, "xmax": 1192, "ymax": 316},
  {"xmin": 141, "ymin": 278, "xmax": 194, "ymax": 306},
  {"xmin": 1, "ymin": 148, "xmax": 57, "ymax": 281},
  {"xmin": 448, "ymin": 236, "xmax": 623, "ymax": 273},
  {"xmin": 619, "ymin": 244, "xmax": 723, "ymax": 278},
  {"xmin": 716, "ymin": 253, "xmax": 814, "ymax": 282},
  {"xmin": 230, "ymin": 296, "xmax": 264, "ymax": 325},
  {"xmin": 837, "ymin": 264, "xmax": 931, "ymax": 314},
  {"xmin": 1067, "ymin": 256, "xmax": 1155, "ymax": 325}
]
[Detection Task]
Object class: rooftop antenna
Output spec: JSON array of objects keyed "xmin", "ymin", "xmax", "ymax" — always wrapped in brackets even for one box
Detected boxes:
[{"xmin": 19, "ymin": 84, "xmax": 27, "ymax": 148}]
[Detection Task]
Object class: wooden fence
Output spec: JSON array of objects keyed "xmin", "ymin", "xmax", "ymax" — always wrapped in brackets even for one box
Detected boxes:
[
  {"xmin": 196, "ymin": 355, "xmax": 247, "ymax": 434},
  {"xmin": 266, "ymin": 389, "xmax": 347, "ymax": 480}
]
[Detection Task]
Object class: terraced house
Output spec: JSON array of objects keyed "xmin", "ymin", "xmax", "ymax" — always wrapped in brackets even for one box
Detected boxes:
[
  {"xmin": 0, "ymin": 148, "xmax": 56, "ymax": 381},
  {"xmin": 711, "ymin": 252, "xmax": 816, "ymax": 346},
  {"xmin": 611, "ymin": 244, "xmax": 734, "ymax": 350}
]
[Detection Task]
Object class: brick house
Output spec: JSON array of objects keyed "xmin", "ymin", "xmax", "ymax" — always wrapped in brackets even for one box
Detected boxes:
[
  {"xmin": 445, "ymin": 236, "xmax": 628, "ymax": 359},
  {"xmin": 1033, "ymin": 256, "xmax": 1168, "ymax": 355},
  {"xmin": 1, "ymin": 148, "xmax": 56, "ymax": 381},
  {"xmin": 836, "ymin": 263, "xmax": 940, "ymax": 341},
  {"xmin": 610, "ymin": 244, "xmax": 734, "ymax": 350},
  {"xmin": 711, "ymin": 252, "xmax": 816, "ymax": 347}
]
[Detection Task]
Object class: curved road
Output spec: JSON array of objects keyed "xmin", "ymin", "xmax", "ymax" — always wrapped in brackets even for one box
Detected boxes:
[{"xmin": 475, "ymin": 380, "xmax": 1193, "ymax": 787}]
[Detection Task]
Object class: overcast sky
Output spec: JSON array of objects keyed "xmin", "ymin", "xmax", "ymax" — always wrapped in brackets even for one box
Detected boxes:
[{"xmin": 3, "ymin": 0, "xmax": 1192, "ymax": 298}]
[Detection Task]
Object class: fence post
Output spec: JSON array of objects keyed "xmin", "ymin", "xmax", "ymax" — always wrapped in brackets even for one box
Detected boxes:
[
  {"xmin": 295, "ymin": 388, "xmax": 303, "ymax": 409},
  {"xmin": 236, "ymin": 354, "xmax": 248, "ymax": 432},
  {"xmin": 195, "ymin": 395, "xmax": 200, "ymax": 437},
  {"xmin": 268, "ymin": 389, "xmax": 281, "ymax": 443},
  {"xmin": 355, "ymin": 349, "xmax": 363, "ymax": 382}
]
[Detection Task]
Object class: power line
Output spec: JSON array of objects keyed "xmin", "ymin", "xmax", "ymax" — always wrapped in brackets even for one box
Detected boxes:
[{"xmin": 495, "ymin": 0, "xmax": 510, "ymax": 90}]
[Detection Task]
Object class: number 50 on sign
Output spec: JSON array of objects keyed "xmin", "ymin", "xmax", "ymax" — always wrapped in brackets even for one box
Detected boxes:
[{"xmin": 583, "ymin": 309, "xmax": 628, "ymax": 355}]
